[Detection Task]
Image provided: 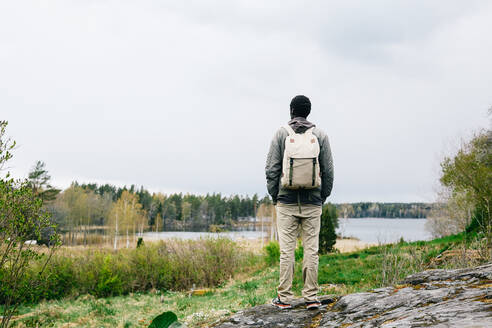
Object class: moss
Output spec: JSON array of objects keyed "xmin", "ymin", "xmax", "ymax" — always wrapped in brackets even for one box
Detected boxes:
[
  {"xmin": 382, "ymin": 318, "xmax": 399, "ymax": 325},
  {"xmin": 307, "ymin": 312, "xmax": 324, "ymax": 328},
  {"xmin": 412, "ymin": 284, "xmax": 426, "ymax": 290},
  {"xmin": 468, "ymin": 280, "xmax": 492, "ymax": 289},
  {"xmin": 473, "ymin": 295, "xmax": 492, "ymax": 304}
]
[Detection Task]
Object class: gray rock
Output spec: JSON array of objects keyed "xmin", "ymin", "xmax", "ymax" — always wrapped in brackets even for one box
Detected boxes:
[
  {"xmin": 213, "ymin": 264, "xmax": 492, "ymax": 327},
  {"xmin": 230, "ymin": 316, "xmax": 241, "ymax": 323}
]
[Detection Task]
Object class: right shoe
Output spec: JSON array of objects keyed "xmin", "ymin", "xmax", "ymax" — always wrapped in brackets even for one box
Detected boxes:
[
  {"xmin": 305, "ymin": 300, "xmax": 321, "ymax": 310},
  {"xmin": 271, "ymin": 296, "xmax": 293, "ymax": 309},
  {"xmin": 306, "ymin": 300, "xmax": 321, "ymax": 310}
]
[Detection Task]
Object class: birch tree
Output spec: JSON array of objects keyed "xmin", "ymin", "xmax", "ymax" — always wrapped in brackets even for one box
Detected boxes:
[{"xmin": 109, "ymin": 191, "xmax": 146, "ymax": 249}]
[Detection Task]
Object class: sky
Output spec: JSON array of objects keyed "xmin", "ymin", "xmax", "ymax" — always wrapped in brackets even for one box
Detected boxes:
[{"xmin": 1, "ymin": 0, "xmax": 491, "ymax": 203}]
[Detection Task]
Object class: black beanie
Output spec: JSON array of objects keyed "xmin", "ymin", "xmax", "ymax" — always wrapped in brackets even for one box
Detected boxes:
[{"xmin": 290, "ymin": 95, "xmax": 311, "ymax": 118}]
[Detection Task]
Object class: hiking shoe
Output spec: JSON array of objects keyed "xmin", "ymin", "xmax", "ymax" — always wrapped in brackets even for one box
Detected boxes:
[
  {"xmin": 306, "ymin": 300, "xmax": 321, "ymax": 310},
  {"xmin": 271, "ymin": 296, "xmax": 292, "ymax": 309}
]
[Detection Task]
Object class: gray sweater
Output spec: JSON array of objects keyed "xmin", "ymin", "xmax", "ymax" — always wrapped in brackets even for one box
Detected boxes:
[{"xmin": 265, "ymin": 117, "xmax": 334, "ymax": 206}]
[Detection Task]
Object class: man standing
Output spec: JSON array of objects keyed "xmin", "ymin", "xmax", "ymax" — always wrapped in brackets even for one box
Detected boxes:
[{"xmin": 265, "ymin": 95, "xmax": 334, "ymax": 310}]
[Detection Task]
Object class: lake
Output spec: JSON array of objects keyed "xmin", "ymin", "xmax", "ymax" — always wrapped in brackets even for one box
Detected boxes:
[
  {"xmin": 337, "ymin": 218, "xmax": 431, "ymax": 244},
  {"xmin": 143, "ymin": 230, "xmax": 267, "ymax": 241},
  {"xmin": 143, "ymin": 218, "xmax": 431, "ymax": 244}
]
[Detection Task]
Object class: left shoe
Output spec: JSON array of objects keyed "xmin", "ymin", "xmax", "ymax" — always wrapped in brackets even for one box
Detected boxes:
[
  {"xmin": 271, "ymin": 296, "xmax": 293, "ymax": 309},
  {"xmin": 305, "ymin": 300, "xmax": 321, "ymax": 310}
]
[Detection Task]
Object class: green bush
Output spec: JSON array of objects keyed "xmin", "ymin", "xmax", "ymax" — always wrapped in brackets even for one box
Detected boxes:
[
  {"xmin": 265, "ymin": 239, "xmax": 304, "ymax": 265},
  {"xmin": 320, "ymin": 204, "xmax": 338, "ymax": 254},
  {"xmin": 0, "ymin": 238, "xmax": 254, "ymax": 305},
  {"xmin": 31, "ymin": 255, "xmax": 75, "ymax": 301},
  {"xmin": 264, "ymin": 241, "xmax": 280, "ymax": 265},
  {"xmin": 94, "ymin": 255, "xmax": 123, "ymax": 297}
]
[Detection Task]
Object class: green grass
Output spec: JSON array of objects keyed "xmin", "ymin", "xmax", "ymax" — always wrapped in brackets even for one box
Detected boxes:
[
  {"xmin": 9, "ymin": 268, "xmax": 280, "ymax": 327},
  {"xmin": 7, "ymin": 232, "xmax": 490, "ymax": 327}
]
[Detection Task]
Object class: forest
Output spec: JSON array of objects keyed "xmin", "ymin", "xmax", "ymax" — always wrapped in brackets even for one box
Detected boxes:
[
  {"xmin": 336, "ymin": 202, "xmax": 431, "ymax": 219},
  {"xmin": 23, "ymin": 160, "xmax": 432, "ymax": 247},
  {"xmin": 43, "ymin": 180, "xmax": 270, "ymax": 245}
]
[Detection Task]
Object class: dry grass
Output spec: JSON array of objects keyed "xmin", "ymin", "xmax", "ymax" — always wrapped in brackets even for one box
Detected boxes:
[
  {"xmin": 334, "ymin": 238, "xmax": 376, "ymax": 253},
  {"xmin": 232, "ymin": 237, "xmax": 376, "ymax": 255},
  {"xmin": 35, "ymin": 235, "xmax": 373, "ymax": 257}
]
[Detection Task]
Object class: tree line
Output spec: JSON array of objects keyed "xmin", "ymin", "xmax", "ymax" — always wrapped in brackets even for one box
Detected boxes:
[
  {"xmin": 28, "ymin": 160, "xmax": 436, "ymax": 247},
  {"xmin": 336, "ymin": 202, "xmax": 432, "ymax": 218},
  {"xmin": 30, "ymin": 161, "xmax": 271, "ymax": 245}
]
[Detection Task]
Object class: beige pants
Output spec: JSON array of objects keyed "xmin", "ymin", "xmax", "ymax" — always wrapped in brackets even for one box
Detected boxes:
[{"xmin": 276, "ymin": 203, "xmax": 322, "ymax": 303}]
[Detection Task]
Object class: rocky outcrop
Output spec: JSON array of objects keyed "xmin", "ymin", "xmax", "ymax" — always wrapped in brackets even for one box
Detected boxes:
[{"xmin": 214, "ymin": 263, "xmax": 492, "ymax": 327}]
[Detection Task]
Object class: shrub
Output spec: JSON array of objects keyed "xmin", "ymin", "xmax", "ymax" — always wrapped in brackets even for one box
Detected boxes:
[
  {"xmin": 439, "ymin": 130, "xmax": 491, "ymax": 245},
  {"xmin": 319, "ymin": 204, "xmax": 338, "ymax": 254},
  {"xmin": 94, "ymin": 255, "xmax": 123, "ymax": 297},
  {"xmin": 0, "ymin": 238, "xmax": 253, "ymax": 305},
  {"xmin": 28, "ymin": 255, "xmax": 75, "ymax": 301},
  {"xmin": 265, "ymin": 239, "xmax": 304, "ymax": 265},
  {"xmin": 0, "ymin": 121, "xmax": 61, "ymax": 327},
  {"xmin": 264, "ymin": 241, "xmax": 280, "ymax": 265}
]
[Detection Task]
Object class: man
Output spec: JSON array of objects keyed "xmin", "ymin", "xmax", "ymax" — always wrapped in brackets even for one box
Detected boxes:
[{"xmin": 265, "ymin": 95, "xmax": 334, "ymax": 310}]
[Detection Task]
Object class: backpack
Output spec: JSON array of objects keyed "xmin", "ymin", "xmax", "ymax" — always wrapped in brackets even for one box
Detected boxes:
[{"xmin": 280, "ymin": 125, "xmax": 321, "ymax": 190}]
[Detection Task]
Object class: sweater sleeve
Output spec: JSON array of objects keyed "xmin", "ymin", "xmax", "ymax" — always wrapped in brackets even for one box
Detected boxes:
[
  {"xmin": 318, "ymin": 131, "xmax": 334, "ymax": 202},
  {"xmin": 265, "ymin": 129, "xmax": 284, "ymax": 204}
]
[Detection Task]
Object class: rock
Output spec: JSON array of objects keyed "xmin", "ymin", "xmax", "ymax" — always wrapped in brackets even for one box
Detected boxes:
[
  {"xmin": 213, "ymin": 264, "xmax": 492, "ymax": 327},
  {"xmin": 213, "ymin": 296, "xmax": 336, "ymax": 327}
]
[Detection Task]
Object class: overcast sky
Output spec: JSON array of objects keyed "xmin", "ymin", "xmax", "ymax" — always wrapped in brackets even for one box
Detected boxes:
[{"xmin": 1, "ymin": 0, "xmax": 491, "ymax": 203}]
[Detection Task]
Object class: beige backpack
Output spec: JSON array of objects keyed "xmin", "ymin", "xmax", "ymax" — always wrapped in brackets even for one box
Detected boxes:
[{"xmin": 280, "ymin": 125, "xmax": 321, "ymax": 189}]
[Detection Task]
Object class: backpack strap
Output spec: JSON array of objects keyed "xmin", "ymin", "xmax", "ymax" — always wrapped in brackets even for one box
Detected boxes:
[
  {"xmin": 283, "ymin": 125, "xmax": 296, "ymax": 136},
  {"xmin": 305, "ymin": 127, "xmax": 315, "ymax": 135}
]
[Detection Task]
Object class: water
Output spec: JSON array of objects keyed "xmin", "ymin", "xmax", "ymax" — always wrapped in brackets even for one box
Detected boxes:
[
  {"xmin": 143, "ymin": 230, "xmax": 267, "ymax": 241},
  {"xmin": 142, "ymin": 218, "xmax": 431, "ymax": 244},
  {"xmin": 337, "ymin": 218, "xmax": 431, "ymax": 244}
]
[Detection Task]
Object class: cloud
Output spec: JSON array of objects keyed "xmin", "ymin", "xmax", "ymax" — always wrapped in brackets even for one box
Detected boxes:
[{"xmin": 1, "ymin": 1, "xmax": 490, "ymax": 202}]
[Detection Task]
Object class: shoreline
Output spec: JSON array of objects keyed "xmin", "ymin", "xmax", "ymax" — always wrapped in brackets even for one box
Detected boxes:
[
  {"xmin": 235, "ymin": 237, "xmax": 376, "ymax": 254},
  {"xmin": 333, "ymin": 238, "xmax": 377, "ymax": 253},
  {"xmin": 41, "ymin": 236, "xmax": 375, "ymax": 254}
]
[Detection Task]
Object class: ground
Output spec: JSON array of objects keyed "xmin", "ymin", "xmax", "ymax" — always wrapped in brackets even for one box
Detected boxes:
[
  {"xmin": 5, "ymin": 234, "xmax": 488, "ymax": 327},
  {"xmin": 214, "ymin": 263, "xmax": 492, "ymax": 327}
]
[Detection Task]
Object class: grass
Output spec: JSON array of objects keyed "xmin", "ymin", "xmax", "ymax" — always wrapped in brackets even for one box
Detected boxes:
[
  {"xmin": 6, "ymin": 232, "xmax": 491, "ymax": 327},
  {"xmin": 8, "ymin": 267, "xmax": 280, "ymax": 327},
  {"xmin": 1, "ymin": 238, "xmax": 259, "ymax": 305}
]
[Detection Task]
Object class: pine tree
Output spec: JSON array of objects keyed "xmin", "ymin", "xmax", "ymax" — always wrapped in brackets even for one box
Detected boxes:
[
  {"xmin": 27, "ymin": 161, "xmax": 60, "ymax": 202},
  {"xmin": 319, "ymin": 203, "xmax": 338, "ymax": 254}
]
